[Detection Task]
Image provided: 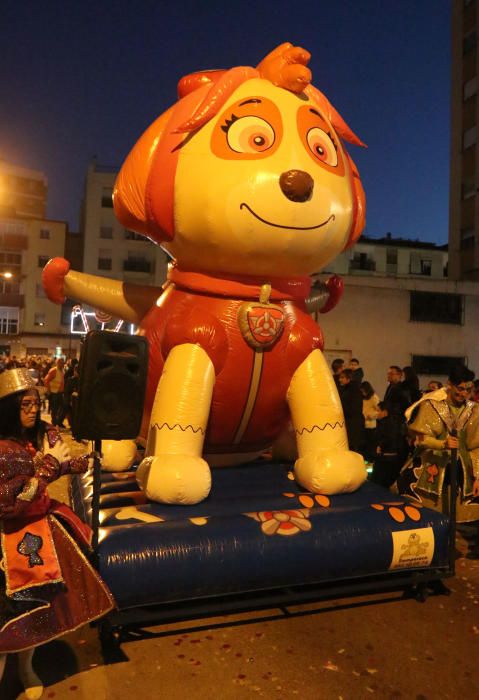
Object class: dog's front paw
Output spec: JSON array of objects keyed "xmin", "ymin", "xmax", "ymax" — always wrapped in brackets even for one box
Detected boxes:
[
  {"xmin": 294, "ymin": 448, "xmax": 366, "ymax": 494},
  {"xmin": 136, "ymin": 454, "xmax": 211, "ymax": 504},
  {"xmin": 101, "ymin": 439, "xmax": 138, "ymax": 472}
]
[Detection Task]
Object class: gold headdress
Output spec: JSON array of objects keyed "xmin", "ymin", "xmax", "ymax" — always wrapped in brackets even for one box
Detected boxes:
[{"xmin": 0, "ymin": 368, "xmax": 36, "ymax": 401}]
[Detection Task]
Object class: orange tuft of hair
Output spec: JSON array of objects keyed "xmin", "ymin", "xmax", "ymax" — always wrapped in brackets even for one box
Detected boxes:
[{"xmin": 256, "ymin": 42, "xmax": 312, "ymax": 94}]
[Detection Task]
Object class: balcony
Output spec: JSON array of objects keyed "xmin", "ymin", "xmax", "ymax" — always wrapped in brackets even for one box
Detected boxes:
[
  {"xmin": 349, "ymin": 258, "xmax": 376, "ymax": 273},
  {"xmin": 0, "ymin": 293, "xmax": 25, "ymax": 307},
  {"xmin": 123, "ymin": 259, "xmax": 153, "ymax": 274},
  {"xmin": 0, "ymin": 233, "xmax": 28, "ymax": 250}
]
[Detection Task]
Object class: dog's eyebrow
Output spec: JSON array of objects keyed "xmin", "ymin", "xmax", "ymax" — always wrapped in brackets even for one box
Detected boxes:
[{"xmin": 239, "ymin": 99, "xmax": 262, "ymax": 106}]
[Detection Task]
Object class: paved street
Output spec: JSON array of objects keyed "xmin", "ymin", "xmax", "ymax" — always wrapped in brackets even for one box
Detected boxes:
[{"xmin": 2, "ymin": 434, "xmax": 478, "ymax": 700}]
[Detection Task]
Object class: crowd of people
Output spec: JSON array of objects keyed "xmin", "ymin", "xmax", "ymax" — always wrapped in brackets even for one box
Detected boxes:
[
  {"xmin": 333, "ymin": 357, "xmax": 479, "ymax": 559},
  {"xmin": 0, "ymin": 354, "xmax": 80, "ymax": 430}
]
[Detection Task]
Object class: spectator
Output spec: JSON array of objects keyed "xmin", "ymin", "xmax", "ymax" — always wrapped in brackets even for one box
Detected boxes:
[
  {"xmin": 427, "ymin": 380, "xmax": 443, "ymax": 392},
  {"xmin": 472, "ymin": 379, "xmax": 479, "ymax": 404},
  {"xmin": 64, "ymin": 357, "xmax": 79, "ymax": 383},
  {"xmin": 338, "ymin": 368, "xmax": 365, "ymax": 453},
  {"xmin": 331, "ymin": 358, "xmax": 345, "ymax": 389},
  {"xmin": 360, "ymin": 381, "xmax": 380, "ymax": 463},
  {"xmin": 44, "ymin": 358, "xmax": 66, "ymax": 428},
  {"xmin": 27, "ymin": 359, "xmax": 40, "ymax": 385},
  {"xmin": 349, "ymin": 358, "xmax": 364, "ymax": 384},
  {"xmin": 63, "ymin": 363, "xmax": 80, "ymax": 429},
  {"xmin": 402, "ymin": 366, "xmax": 422, "ymax": 403},
  {"xmin": 370, "ymin": 366, "xmax": 411, "ymax": 488}
]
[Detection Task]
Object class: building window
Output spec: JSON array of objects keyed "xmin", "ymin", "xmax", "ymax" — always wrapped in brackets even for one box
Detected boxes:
[
  {"xmin": 0, "ymin": 307, "xmax": 19, "ymax": 334},
  {"xmin": 98, "ymin": 248, "xmax": 112, "ymax": 271},
  {"xmin": 34, "ymin": 312, "xmax": 46, "ymax": 327},
  {"xmin": 123, "ymin": 256, "xmax": 153, "ymax": 273},
  {"xmin": 420, "ymin": 259, "xmax": 432, "ymax": 276},
  {"xmin": 463, "ymin": 31, "xmax": 477, "ymax": 55},
  {"xmin": 410, "ymin": 291, "xmax": 463, "ymax": 325},
  {"xmin": 0, "ymin": 252, "xmax": 22, "ymax": 268},
  {"xmin": 349, "ymin": 252, "xmax": 376, "ymax": 271},
  {"xmin": 100, "ymin": 226, "xmax": 113, "ymax": 239},
  {"xmin": 461, "ymin": 181, "xmax": 476, "ymax": 199},
  {"xmin": 101, "ymin": 188, "xmax": 113, "ymax": 208},
  {"xmin": 35, "ymin": 283, "xmax": 47, "ymax": 298},
  {"xmin": 461, "ymin": 236, "xmax": 475, "ymax": 250},
  {"xmin": 0, "ymin": 280, "xmax": 20, "ymax": 294},
  {"xmin": 98, "ymin": 257, "xmax": 112, "ymax": 270},
  {"xmin": 39, "ymin": 228, "xmax": 50, "ymax": 239},
  {"xmin": 463, "ymin": 126, "xmax": 477, "ymax": 150},
  {"xmin": 124, "ymin": 230, "xmax": 147, "ymax": 241},
  {"xmin": 38, "ymin": 255, "xmax": 49, "ymax": 267},
  {"xmin": 386, "ymin": 248, "xmax": 398, "ymax": 274},
  {"xmin": 464, "ymin": 76, "xmax": 478, "ymax": 100},
  {"xmin": 412, "ymin": 355, "xmax": 467, "ymax": 376}
]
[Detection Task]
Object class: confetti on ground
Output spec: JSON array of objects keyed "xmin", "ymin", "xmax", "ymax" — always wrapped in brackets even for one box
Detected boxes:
[
  {"xmin": 323, "ymin": 661, "xmax": 339, "ymax": 671},
  {"xmin": 338, "ymin": 648, "xmax": 346, "ymax": 654},
  {"xmin": 366, "ymin": 669, "xmax": 379, "ymax": 675}
]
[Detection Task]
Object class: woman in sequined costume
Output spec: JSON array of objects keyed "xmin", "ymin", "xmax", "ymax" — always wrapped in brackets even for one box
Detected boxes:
[
  {"xmin": 0, "ymin": 368, "xmax": 114, "ymax": 699},
  {"xmin": 396, "ymin": 364, "xmax": 479, "ymax": 523}
]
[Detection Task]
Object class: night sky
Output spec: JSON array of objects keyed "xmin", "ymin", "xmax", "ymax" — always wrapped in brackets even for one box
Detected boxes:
[{"xmin": 2, "ymin": 1, "xmax": 450, "ymax": 244}]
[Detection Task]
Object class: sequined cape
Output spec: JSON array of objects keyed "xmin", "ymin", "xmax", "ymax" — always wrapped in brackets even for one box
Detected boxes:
[
  {"xmin": 0, "ymin": 431, "xmax": 114, "ymax": 653},
  {"xmin": 396, "ymin": 398, "xmax": 479, "ymax": 522}
]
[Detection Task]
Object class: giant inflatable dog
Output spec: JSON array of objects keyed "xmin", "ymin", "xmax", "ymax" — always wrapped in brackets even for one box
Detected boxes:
[{"xmin": 43, "ymin": 43, "xmax": 367, "ymax": 504}]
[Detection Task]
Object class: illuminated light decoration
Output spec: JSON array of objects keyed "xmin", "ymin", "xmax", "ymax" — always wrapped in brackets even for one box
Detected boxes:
[{"xmin": 70, "ymin": 305, "xmax": 136, "ymax": 335}]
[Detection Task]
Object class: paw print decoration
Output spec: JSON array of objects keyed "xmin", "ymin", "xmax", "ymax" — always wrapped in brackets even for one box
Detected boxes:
[{"xmin": 371, "ymin": 501, "xmax": 422, "ymax": 523}]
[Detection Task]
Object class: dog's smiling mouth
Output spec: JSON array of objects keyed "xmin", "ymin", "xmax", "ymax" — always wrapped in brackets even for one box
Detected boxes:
[{"xmin": 240, "ymin": 203, "xmax": 335, "ymax": 231}]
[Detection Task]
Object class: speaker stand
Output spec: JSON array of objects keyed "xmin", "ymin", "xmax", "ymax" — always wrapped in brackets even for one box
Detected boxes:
[{"xmin": 91, "ymin": 439, "xmax": 102, "ymax": 566}]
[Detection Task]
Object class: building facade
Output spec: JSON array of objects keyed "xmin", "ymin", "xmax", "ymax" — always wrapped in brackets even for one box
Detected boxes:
[
  {"xmin": 81, "ymin": 160, "xmax": 169, "ymax": 288},
  {"xmin": 0, "ymin": 215, "xmax": 72, "ymax": 358},
  {"xmin": 0, "ymin": 161, "xmax": 48, "ymax": 220},
  {"xmin": 450, "ymin": 0, "xmax": 479, "ymax": 279}
]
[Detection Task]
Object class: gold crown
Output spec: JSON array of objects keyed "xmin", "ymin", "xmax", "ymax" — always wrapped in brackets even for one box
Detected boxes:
[{"xmin": 0, "ymin": 368, "xmax": 36, "ymax": 401}]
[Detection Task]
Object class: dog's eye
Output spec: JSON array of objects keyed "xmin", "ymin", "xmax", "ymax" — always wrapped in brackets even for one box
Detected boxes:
[
  {"xmin": 306, "ymin": 128, "xmax": 338, "ymax": 167},
  {"xmin": 224, "ymin": 116, "xmax": 275, "ymax": 154}
]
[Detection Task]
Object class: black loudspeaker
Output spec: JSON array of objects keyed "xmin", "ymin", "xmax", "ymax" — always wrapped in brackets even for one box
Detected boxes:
[{"xmin": 72, "ymin": 330, "xmax": 149, "ymax": 440}]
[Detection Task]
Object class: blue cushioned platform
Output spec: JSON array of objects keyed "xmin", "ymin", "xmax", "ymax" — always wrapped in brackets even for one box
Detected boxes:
[{"xmin": 72, "ymin": 459, "xmax": 450, "ymax": 611}]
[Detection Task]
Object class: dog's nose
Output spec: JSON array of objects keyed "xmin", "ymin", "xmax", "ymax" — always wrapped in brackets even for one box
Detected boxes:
[{"xmin": 279, "ymin": 170, "xmax": 314, "ymax": 202}]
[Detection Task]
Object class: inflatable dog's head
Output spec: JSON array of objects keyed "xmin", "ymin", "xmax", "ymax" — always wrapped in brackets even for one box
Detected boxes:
[{"xmin": 114, "ymin": 43, "xmax": 366, "ymax": 278}]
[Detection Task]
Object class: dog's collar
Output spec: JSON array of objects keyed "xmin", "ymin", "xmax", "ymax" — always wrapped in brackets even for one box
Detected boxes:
[{"xmin": 168, "ymin": 265, "xmax": 311, "ymax": 302}]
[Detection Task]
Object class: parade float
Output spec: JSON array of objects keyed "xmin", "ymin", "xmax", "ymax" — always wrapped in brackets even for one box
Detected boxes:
[{"xmin": 44, "ymin": 44, "xmax": 452, "ymax": 642}]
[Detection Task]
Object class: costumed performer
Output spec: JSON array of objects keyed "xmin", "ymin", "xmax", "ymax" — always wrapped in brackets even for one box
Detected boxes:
[
  {"xmin": 396, "ymin": 364, "xmax": 479, "ymax": 522},
  {"xmin": 0, "ymin": 368, "xmax": 114, "ymax": 699}
]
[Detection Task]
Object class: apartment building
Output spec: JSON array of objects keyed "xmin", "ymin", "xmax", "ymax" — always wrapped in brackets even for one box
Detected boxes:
[
  {"xmin": 0, "ymin": 215, "xmax": 70, "ymax": 358},
  {"xmin": 450, "ymin": 0, "xmax": 479, "ymax": 279},
  {"xmin": 0, "ymin": 160, "xmax": 47, "ymax": 220},
  {"xmin": 81, "ymin": 160, "xmax": 169, "ymax": 287},
  {"xmin": 322, "ymin": 234, "xmax": 448, "ymax": 279},
  {"xmin": 310, "ymin": 232, "xmax": 479, "ymax": 395}
]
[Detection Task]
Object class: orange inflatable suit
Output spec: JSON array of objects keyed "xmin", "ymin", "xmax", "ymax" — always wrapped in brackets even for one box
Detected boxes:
[{"xmin": 43, "ymin": 43, "xmax": 367, "ymax": 504}]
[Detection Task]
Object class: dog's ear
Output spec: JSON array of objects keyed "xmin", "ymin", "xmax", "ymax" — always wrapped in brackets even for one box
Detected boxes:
[
  {"xmin": 343, "ymin": 153, "xmax": 366, "ymax": 249},
  {"xmin": 113, "ymin": 108, "xmax": 173, "ymax": 239}
]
